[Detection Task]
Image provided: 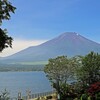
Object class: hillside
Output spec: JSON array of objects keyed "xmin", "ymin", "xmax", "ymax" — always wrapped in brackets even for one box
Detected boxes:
[{"xmin": 1, "ymin": 32, "xmax": 100, "ymax": 63}]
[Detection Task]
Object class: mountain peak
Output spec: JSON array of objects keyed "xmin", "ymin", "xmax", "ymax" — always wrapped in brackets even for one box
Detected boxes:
[
  {"xmin": 64, "ymin": 32, "xmax": 79, "ymax": 35},
  {"xmin": 57, "ymin": 32, "xmax": 80, "ymax": 40},
  {"xmin": 1, "ymin": 32, "xmax": 100, "ymax": 62},
  {"xmin": 59, "ymin": 32, "xmax": 79, "ymax": 37}
]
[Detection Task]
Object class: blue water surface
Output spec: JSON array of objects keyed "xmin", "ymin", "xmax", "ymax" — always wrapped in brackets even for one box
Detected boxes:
[{"xmin": 0, "ymin": 71, "xmax": 52, "ymax": 97}]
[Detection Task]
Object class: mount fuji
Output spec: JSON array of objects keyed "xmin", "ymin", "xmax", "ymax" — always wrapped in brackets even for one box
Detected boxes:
[{"xmin": 1, "ymin": 32, "xmax": 100, "ymax": 63}]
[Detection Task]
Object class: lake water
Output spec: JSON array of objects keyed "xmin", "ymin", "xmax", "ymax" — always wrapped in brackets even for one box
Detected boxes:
[{"xmin": 0, "ymin": 71, "xmax": 52, "ymax": 97}]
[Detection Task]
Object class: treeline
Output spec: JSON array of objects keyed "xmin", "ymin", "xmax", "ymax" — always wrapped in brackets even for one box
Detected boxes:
[{"xmin": 0, "ymin": 64, "xmax": 44, "ymax": 72}]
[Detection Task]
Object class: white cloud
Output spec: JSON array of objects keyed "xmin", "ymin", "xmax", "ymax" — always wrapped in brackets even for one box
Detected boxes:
[{"xmin": 0, "ymin": 39, "xmax": 47, "ymax": 57}]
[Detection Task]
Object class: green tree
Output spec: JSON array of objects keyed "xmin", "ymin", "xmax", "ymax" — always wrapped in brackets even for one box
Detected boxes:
[
  {"xmin": 0, "ymin": 0, "xmax": 16, "ymax": 52},
  {"xmin": 44, "ymin": 56, "xmax": 77, "ymax": 99},
  {"xmin": 0, "ymin": 28, "xmax": 12, "ymax": 51},
  {"xmin": 77, "ymin": 52, "xmax": 100, "ymax": 85}
]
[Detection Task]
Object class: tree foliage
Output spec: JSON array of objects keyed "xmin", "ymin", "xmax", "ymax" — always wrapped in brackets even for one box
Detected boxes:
[
  {"xmin": 0, "ymin": 0, "xmax": 16, "ymax": 52},
  {"xmin": 0, "ymin": 28, "xmax": 12, "ymax": 51},
  {"xmin": 0, "ymin": 0, "xmax": 16, "ymax": 24},
  {"xmin": 44, "ymin": 52, "xmax": 100, "ymax": 99},
  {"xmin": 77, "ymin": 52, "xmax": 100, "ymax": 85},
  {"xmin": 44, "ymin": 56, "xmax": 77, "ymax": 99}
]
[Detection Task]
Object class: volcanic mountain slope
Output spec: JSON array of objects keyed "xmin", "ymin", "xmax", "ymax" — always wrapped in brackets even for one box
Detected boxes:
[{"xmin": 1, "ymin": 32, "xmax": 100, "ymax": 62}]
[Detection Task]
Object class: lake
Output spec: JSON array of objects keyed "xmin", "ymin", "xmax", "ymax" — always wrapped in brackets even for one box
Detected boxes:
[{"xmin": 0, "ymin": 71, "xmax": 52, "ymax": 97}]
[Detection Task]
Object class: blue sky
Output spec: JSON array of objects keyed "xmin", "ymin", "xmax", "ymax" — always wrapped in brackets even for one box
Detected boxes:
[{"xmin": 1, "ymin": 0, "xmax": 100, "ymax": 56}]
